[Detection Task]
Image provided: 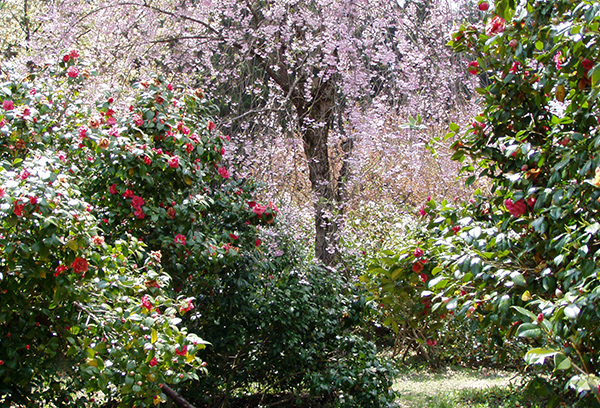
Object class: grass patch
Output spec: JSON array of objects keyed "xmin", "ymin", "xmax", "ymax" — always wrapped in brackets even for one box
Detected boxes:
[{"xmin": 393, "ymin": 365, "xmax": 543, "ymax": 408}]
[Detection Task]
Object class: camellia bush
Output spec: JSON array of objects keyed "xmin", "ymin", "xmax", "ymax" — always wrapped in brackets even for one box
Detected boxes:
[
  {"xmin": 0, "ymin": 53, "xmax": 268, "ymax": 406},
  {"xmin": 365, "ymin": 0, "xmax": 600, "ymax": 406}
]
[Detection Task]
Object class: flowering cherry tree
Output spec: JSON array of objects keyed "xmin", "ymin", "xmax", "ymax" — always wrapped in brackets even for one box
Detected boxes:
[{"xmin": 25, "ymin": 0, "xmax": 479, "ymax": 265}]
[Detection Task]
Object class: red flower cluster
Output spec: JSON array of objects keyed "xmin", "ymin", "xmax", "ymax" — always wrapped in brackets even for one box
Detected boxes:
[{"xmin": 505, "ymin": 198, "xmax": 526, "ymax": 217}]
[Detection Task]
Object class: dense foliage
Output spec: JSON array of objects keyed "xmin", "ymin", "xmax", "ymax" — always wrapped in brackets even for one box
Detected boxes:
[
  {"xmin": 365, "ymin": 0, "xmax": 600, "ymax": 406},
  {"xmin": 1, "ymin": 55, "xmax": 398, "ymax": 407}
]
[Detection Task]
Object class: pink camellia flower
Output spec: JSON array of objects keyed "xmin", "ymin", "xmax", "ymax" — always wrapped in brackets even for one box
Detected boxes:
[
  {"xmin": 91, "ymin": 236, "xmax": 105, "ymax": 246},
  {"xmin": 181, "ymin": 125, "xmax": 190, "ymax": 135},
  {"xmin": 69, "ymin": 49, "xmax": 79, "ymax": 59},
  {"xmin": 19, "ymin": 169, "xmax": 31, "ymax": 180},
  {"xmin": 478, "ymin": 1, "xmax": 489, "ymax": 11},
  {"xmin": 485, "ymin": 15, "xmax": 505, "ymax": 36},
  {"xmin": 56, "ymin": 151, "xmax": 68, "ymax": 163},
  {"xmin": 108, "ymin": 126, "xmax": 120, "ymax": 138},
  {"xmin": 2, "ymin": 100, "xmax": 14, "ymax": 110},
  {"xmin": 179, "ymin": 299, "xmax": 194, "ymax": 314},
  {"xmin": 133, "ymin": 114, "xmax": 144, "ymax": 127},
  {"xmin": 509, "ymin": 61, "xmax": 520, "ymax": 74},
  {"xmin": 123, "ymin": 189, "xmax": 134, "ymax": 199},
  {"xmin": 134, "ymin": 209, "xmax": 146, "ymax": 219},
  {"xmin": 131, "ymin": 195, "xmax": 145, "ymax": 210},
  {"xmin": 509, "ymin": 39, "xmax": 518, "ymax": 49},
  {"xmin": 0, "ymin": 186, "xmax": 5, "ymax": 198},
  {"xmin": 505, "ymin": 198, "xmax": 527, "ymax": 217},
  {"xmin": 413, "ymin": 248, "xmax": 424, "ymax": 258},
  {"xmin": 141, "ymin": 295, "xmax": 153, "ymax": 312},
  {"xmin": 207, "ymin": 121, "xmax": 216, "ymax": 131},
  {"xmin": 253, "ymin": 203, "xmax": 267, "ymax": 218},
  {"xmin": 67, "ymin": 66, "xmax": 79, "ymax": 78},
  {"xmin": 109, "ymin": 184, "xmax": 117, "ymax": 194},
  {"xmin": 167, "ymin": 83, "xmax": 174, "ymax": 91},
  {"xmin": 78, "ymin": 126, "xmax": 88, "ymax": 140},
  {"xmin": 420, "ymin": 272, "xmax": 428, "ymax": 283},
  {"xmin": 174, "ymin": 234, "xmax": 187, "ymax": 245},
  {"xmin": 426, "ymin": 339, "xmax": 437, "ymax": 346},
  {"xmin": 149, "ymin": 357, "xmax": 158, "ymax": 367},
  {"xmin": 106, "ymin": 116, "xmax": 117, "ymax": 126},
  {"xmin": 168, "ymin": 155, "xmax": 179, "ymax": 169},
  {"xmin": 554, "ymin": 51, "xmax": 564, "ymax": 70},
  {"xmin": 218, "ymin": 167, "xmax": 230, "ymax": 179},
  {"xmin": 175, "ymin": 345, "xmax": 188, "ymax": 356},
  {"xmin": 418, "ymin": 205, "xmax": 426, "ymax": 216},
  {"xmin": 467, "ymin": 61, "xmax": 479, "ymax": 75}
]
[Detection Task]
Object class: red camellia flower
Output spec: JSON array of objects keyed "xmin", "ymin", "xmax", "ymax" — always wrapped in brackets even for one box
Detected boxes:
[
  {"xmin": 229, "ymin": 233, "xmax": 239, "ymax": 240},
  {"xmin": 71, "ymin": 257, "xmax": 89, "ymax": 274},
  {"xmin": 131, "ymin": 195, "xmax": 145, "ymax": 210},
  {"xmin": 467, "ymin": 61, "xmax": 479, "ymax": 75},
  {"xmin": 175, "ymin": 345, "xmax": 188, "ymax": 356},
  {"xmin": 67, "ymin": 66, "xmax": 79, "ymax": 78},
  {"xmin": 133, "ymin": 114, "xmax": 144, "ymax": 127},
  {"xmin": 13, "ymin": 202, "xmax": 24, "ymax": 217},
  {"xmin": 143, "ymin": 156, "xmax": 152, "ymax": 165},
  {"xmin": 419, "ymin": 273, "xmax": 428, "ymax": 283},
  {"xmin": 426, "ymin": 339, "xmax": 437, "ymax": 346},
  {"xmin": 62, "ymin": 54, "xmax": 70, "ymax": 62},
  {"xmin": 149, "ymin": 357, "xmax": 158, "ymax": 367},
  {"xmin": 168, "ymin": 155, "xmax": 180, "ymax": 168},
  {"xmin": 207, "ymin": 121, "xmax": 216, "ymax": 131},
  {"xmin": 109, "ymin": 184, "xmax": 118, "ymax": 194},
  {"xmin": 123, "ymin": 189, "xmax": 134, "ymax": 199},
  {"xmin": 69, "ymin": 49, "xmax": 79, "ymax": 59},
  {"xmin": 256, "ymin": 238, "xmax": 261, "ymax": 247},
  {"xmin": 253, "ymin": 203, "xmax": 267, "ymax": 218},
  {"xmin": 582, "ymin": 59, "xmax": 594, "ymax": 71},
  {"xmin": 478, "ymin": 1, "xmax": 489, "ymax": 11},
  {"xmin": 412, "ymin": 262, "xmax": 424, "ymax": 273}
]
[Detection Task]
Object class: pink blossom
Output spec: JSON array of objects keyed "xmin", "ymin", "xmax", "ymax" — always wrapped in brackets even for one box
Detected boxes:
[
  {"xmin": 67, "ymin": 66, "xmax": 79, "ymax": 78},
  {"xmin": 255, "ymin": 238, "xmax": 261, "ymax": 247},
  {"xmin": 509, "ymin": 61, "xmax": 520, "ymax": 74},
  {"xmin": 505, "ymin": 198, "xmax": 527, "ymax": 217},
  {"xmin": 253, "ymin": 203, "xmax": 267, "ymax": 218},
  {"xmin": 218, "ymin": 167, "xmax": 230, "ymax": 178},
  {"xmin": 69, "ymin": 49, "xmax": 80, "ymax": 59},
  {"xmin": 168, "ymin": 156, "xmax": 179, "ymax": 168},
  {"xmin": 426, "ymin": 339, "xmax": 437, "ymax": 346},
  {"xmin": 133, "ymin": 114, "xmax": 144, "ymax": 126},
  {"xmin": 179, "ymin": 299, "xmax": 194, "ymax": 314},
  {"xmin": 131, "ymin": 195, "xmax": 145, "ymax": 210},
  {"xmin": 185, "ymin": 143, "xmax": 194, "ymax": 153},
  {"xmin": 108, "ymin": 126, "xmax": 120, "ymax": 137},
  {"xmin": 134, "ymin": 209, "xmax": 146, "ymax": 219},
  {"xmin": 189, "ymin": 133, "xmax": 200, "ymax": 144},
  {"xmin": 2, "ymin": 100, "xmax": 14, "ymax": 111},
  {"xmin": 78, "ymin": 126, "xmax": 88, "ymax": 140},
  {"xmin": 141, "ymin": 295, "xmax": 153, "ymax": 311},
  {"xmin": 418, "ymin": 205, "xmax": 426, "ymax": 216},
  {"xmin": 413, "ymin": 248, "xmax": 423, "ymax": 258},
  {"xmin": 207, "ymin": 121, "xmax": 216, "ymax": 131},
  {"xmin": 174, "ymin": 234, "xmax": 186, "ymax": 245},
  {"xmin": 554, "ymin": 52, "xmax": 564, "ymax": 70},
  {"xmin": 485, "ymin": 15, "xmax": 505, "ymax": 36},
  {"xmin": 106, "ymin": 117, "xmax": 117, "ymax": 126},
  {"xmin": 181, "ymin": 126, "xmax": 190, "ymax": 135},
  {"xmin": 0, "ymin": 187, "xmax": 5, "ymax": 198},
  {"xmin": 19, "ymin": 169, "xmax": 31, "ymax": 180},
  {"xmin": 167, "ymin": 83, "xmax": 173, "ymax": 91}
]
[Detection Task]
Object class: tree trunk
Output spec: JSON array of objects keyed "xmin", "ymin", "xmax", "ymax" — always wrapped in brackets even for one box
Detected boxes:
[{"xmin": 297, "ymin": 76, "xmax": 340, "ymax": 266}]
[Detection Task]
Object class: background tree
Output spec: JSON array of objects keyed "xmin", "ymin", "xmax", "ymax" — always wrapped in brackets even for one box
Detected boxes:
[{"xmin": 25, "ymin": 0, "xmax": 481, "ymax": 266}]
